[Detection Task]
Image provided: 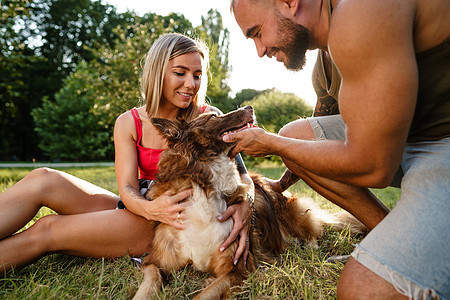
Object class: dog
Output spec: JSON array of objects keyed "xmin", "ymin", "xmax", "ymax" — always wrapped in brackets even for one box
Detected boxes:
[{"xmin": 132, "ymin": 106, "xmax": 366, "ymax": 299}]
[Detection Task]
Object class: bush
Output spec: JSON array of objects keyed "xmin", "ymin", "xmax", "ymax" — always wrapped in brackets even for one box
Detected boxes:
[
  {"xmin": 241, "ymin": 89, "xmax": 313, "ymax": 164},
  {"xmin": 32, "ymin": 64, "xmax": 114, "ymax": 161},
  {"xmin": 244, "ymin": 88, "xmax": 313, "ymax": 133}
]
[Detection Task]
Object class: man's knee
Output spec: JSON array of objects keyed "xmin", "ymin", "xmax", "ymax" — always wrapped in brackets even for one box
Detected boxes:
[
  {"xmin": 279, "ymin": 118, "xmax": 315, "ymax": 140},
  {"xmin": 337, "ymin": 257, "xmax": 408, "ymax": 300},
  {"xmin": 337, "ymin": 258, "xmax": 361, "ymax": 299}
]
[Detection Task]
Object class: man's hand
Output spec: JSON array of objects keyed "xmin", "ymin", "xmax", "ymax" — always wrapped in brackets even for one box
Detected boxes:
[
  {"xmin": 263, "ymin": 177, "xmax": 284, "ymax": 193},
  {"xmin": 222, "ymin": 127, "xmax": 273, "ymax": 158},
  {"xmin": 217, "ymin": 199, "xmax": 252, "ymax": 265}
]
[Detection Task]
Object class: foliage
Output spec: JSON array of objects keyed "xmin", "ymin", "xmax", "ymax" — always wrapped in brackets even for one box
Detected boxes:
[
  {"xmin": 87, "ymin": 13, "xmax": 196, "ymax": 127},
  {"xmin": 0, "ymin": 0, "xmax": 42, "ymax": 160},
  {"xmin": 233, "ymin": 88, "xmax": 265, "ymax": 108},
  {"xmin": 1, "ymin": 0, "xmax": 137, "ymax": 160},
  {"xmin": 197, "ymin": 9, "xmax": 233, "ymax": 113},
  {"xmin": 32, "ymin": 63, "xmax": 114, "ymax": 161},
  {"xmin": 24, "ymin": 0, "xmax": 137, "ymax": 79},
  {"xmin": 0, "ymin": 164, "xmax": 401, "ymax": 299},
  {"xmin": 244, "ymin": 88, "xmax": 313, "ymax": 133},
  {"xmin": 30, "ymin": 14, "xmax": 187, "ymax": 161},
  {"xmin": 31, "ymin": 9, "xmax": 234, "ymax": 161},
  {"xmin": 239, "ymin": 89, "xmax": 313, "ymax": 164}
]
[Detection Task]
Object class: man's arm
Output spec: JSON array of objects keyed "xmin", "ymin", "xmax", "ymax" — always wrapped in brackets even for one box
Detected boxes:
[{"xmin": 225, "ymin": 0, "xmax": 418, "ymax": 188}]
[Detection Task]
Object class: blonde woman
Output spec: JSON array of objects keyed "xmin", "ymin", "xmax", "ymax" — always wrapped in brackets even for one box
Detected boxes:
[{"xmin": 0, "ymin": 33, "xmax": 252, "ymax": 273}]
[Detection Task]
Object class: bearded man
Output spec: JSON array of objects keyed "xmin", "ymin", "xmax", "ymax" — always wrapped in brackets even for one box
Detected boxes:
[{"xmin": 224, "ymin": 0, "xmax": 450, "ymax": 299}]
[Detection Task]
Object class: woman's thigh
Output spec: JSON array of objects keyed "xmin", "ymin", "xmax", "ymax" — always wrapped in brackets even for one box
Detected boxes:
[
  {"xmin": 30, "ymin": 168, "xmax": 119, "ymax": 214},
  {"xmin": 47, "ymin": 208, "xmax": 154, "ymax": 258},
  {"xmin": 0, "ymin": 168, "xmax": 120, "ymax": 239}
]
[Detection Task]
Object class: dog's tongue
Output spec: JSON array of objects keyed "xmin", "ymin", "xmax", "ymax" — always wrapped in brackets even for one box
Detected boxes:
[
  {"xmin": 235, "ymin": 123, "xmax": 258, "ymax": 134},
  {"xmin": 222, "ymin": 123, "xmax": 258, "ymax": 137}
]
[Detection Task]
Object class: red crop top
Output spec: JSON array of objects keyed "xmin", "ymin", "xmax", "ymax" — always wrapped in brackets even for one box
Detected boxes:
[
  {"xmin": 132, "ymin": 105, "xmax": 208, "ymax": 180},
  {"xmin": 131, "ymin": 108, "xmax": 163, "ymax": 180}
]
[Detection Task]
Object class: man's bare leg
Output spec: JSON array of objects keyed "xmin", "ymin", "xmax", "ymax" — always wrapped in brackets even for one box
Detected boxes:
[
  {"xmin": 276, "ymin": 119, "xmax": 389, "ymax": 229},
  {"xmin": 337, "ymin": 258, "xmax": 408, "ymax": 300}
]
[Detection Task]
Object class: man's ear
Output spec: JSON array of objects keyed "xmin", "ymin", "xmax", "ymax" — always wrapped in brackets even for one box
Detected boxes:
[
  {"xmin": 276, "ymin": 0, "xmax": 299, "ymax": 17},
  {"xmin": 151, "ymin": 118, "xmax": 182, "ymax": 141}
]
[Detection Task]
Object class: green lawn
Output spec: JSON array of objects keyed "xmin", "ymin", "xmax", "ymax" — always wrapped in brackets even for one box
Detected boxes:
[{"xmin": 0, "ymin": 164, "xmax": 400, "ymax": 299}]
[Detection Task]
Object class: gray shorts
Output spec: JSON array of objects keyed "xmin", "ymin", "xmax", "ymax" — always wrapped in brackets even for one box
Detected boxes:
[{"xmin": 307, "ymin": 115, "xmax": 450, "ymax": 300}]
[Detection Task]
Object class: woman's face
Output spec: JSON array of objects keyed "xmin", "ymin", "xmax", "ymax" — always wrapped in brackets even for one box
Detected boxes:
[{"xmin": 161, "ymin": 52, "xmax": 203, "ymax": 110}]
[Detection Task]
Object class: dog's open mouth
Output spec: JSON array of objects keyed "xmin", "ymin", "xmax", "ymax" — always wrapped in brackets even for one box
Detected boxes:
[{"xmin": 219, "ymin": 122, "xmax": 256, "ymax": 138}]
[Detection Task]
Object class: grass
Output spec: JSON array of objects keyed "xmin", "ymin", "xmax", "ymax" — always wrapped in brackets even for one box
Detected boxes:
[{"xmin": 0, "ymin": 163, "xmax": 401, "ymax": 299}]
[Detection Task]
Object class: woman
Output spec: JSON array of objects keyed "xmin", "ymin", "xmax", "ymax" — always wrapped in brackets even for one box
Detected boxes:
[{"xmin": 0, "ymin": 33, "xmax": 253, "ymax": 273}]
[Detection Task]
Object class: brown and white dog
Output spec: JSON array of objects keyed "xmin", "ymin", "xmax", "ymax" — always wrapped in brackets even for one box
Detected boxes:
[{"xmin": 132, "ymin": 106, "xmax": 365, "ymax": 300}]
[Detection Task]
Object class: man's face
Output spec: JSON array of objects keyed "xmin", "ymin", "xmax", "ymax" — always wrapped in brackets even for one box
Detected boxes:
[
  {"xmin": 274, "ymin": 10, "xmax": 309, "ymax": 70},
  {"xmin": 234, "ymin": 0, "xmax": 310, "ymax": 71}
]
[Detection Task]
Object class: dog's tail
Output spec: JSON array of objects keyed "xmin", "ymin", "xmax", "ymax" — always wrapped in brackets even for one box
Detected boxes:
[
  {"xmin": 250, "ymin": 174, "xmax": 367, "ymax": 254},
  {"xmin": 316, "ymin": 209, "xmax": 368, "ymax": 235},
  {"xmin": 279, "ymin": 191, "xmax": 367, "ymax": 240}
]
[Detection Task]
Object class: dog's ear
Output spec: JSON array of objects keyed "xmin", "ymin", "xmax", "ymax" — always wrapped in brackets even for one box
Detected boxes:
[{"xmin": 151, "ymin": 118, "xmax": 182, "ymax": 142}]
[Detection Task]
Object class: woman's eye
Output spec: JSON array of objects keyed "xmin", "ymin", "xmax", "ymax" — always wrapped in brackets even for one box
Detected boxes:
[{"xmin": 175, "ymin": 72, "xmax": 184, "ymax": 76}]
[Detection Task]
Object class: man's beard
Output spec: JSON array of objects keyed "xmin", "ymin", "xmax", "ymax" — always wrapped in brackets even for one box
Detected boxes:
[{"xmin": 275, "ymin": 12, "xmax": 309, "ymax": 71}]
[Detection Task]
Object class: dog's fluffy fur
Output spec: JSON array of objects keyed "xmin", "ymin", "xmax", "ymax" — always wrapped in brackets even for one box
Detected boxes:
[{"xmin": 132, "ymin": 106, "xmax": 366, "ymax": 300}]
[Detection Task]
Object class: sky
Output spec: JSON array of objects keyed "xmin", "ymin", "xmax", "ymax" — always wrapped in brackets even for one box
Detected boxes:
[{"xmin": 105, "ymin": 0, "xmax": 318, "ymax": 107}]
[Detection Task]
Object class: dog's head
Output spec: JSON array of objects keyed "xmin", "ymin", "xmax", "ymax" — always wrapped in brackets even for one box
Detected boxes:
[{"xmin": 151, "ymin": 105, "xmax": 255, "ymax": 159}]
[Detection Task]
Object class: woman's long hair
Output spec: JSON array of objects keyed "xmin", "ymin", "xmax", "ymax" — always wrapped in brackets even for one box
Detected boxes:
[{"xmin": 141, "ymin": 33, "xmax": 209, "ymax": 121}]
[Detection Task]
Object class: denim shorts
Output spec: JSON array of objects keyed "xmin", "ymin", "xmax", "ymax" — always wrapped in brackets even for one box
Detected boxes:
[{"xmin": 307, "ymin": 115, "xmax": 450, "ymax": 299}]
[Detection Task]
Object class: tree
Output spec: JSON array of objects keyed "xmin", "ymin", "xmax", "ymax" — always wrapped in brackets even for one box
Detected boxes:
[
  {"xmin": 0, "ymin": 0, "xmax": 45, "ymax": 160},
  {"xmin": 243, "ymin": 89, "xmax": 313, "ymax": 133},
  {"xmin": 32, "ymin": 63, "xmax": 114, "ymax": 161},
  {"xmin": 0, "ymin": 0, "xmax": 142, "ymax": 160},
  {"xmin": 197, "ymin": 9, "xmax": 233, "ymax": 112},
  {"xmin": 32, "ymin": 13, "xmax": 197, "ymax": 161},
  {"xmin": 233, "ymin": 88, "xmax": 264, "ymax": 108}
]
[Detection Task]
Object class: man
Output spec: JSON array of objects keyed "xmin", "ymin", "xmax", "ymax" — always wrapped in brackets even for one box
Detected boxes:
[{"xmin": 226, "ymin": 0, "xmax": 450, "ymax": 299}]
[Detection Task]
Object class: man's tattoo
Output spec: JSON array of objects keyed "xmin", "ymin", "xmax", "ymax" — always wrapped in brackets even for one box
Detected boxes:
[
  {"xmin": 279, "ymin": 169, "xmax": 300, "ymax": 191},
  {"xmin": 312, "ymin": 53, "xmax": 340, "ymax": 117}
]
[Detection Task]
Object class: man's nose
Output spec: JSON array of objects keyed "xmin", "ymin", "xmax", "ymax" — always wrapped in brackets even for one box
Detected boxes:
[{"xmin": 254, "ymin": 39, "xmax": 267, "ymax": 58}]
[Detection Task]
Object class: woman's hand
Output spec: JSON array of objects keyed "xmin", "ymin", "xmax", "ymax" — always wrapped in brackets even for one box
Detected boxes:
[
  {"xmin": 218, "ymin": 194, "xmax": 252, "ymax": 265},
  {"xmin": 142, "ymin": 189, "xmax": 193, "ymax": 230}
]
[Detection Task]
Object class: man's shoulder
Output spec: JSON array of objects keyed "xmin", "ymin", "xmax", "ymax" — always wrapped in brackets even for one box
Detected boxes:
[
  {"xmin": 331, "ymin": 0, "xmax": 449, "ymax": 53},
  {"xmin": 328, "ymin": 0, "xmax": 415, "ymax": 63},
  {"xmin": 331, "ymin": 0, "xmax": 415, "ymax": 32}
]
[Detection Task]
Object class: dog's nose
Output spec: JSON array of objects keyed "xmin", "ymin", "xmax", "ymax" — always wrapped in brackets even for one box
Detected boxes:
[{"xmin": 243, "ymin": 105, "xmax": 253, "ymax": 112}]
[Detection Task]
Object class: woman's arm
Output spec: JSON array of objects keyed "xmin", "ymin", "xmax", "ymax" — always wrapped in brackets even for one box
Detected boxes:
[{"xmin": 113, "ymin": 111, "xmax": 191, "ymax": 229}]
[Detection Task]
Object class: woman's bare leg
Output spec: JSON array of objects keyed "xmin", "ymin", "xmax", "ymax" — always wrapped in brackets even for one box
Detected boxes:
[
  {"xmin": 278, "ymin": 119, "xmax": 389, "ymax": 229},
  {"xmin": 0, "ymin": 167, "xmax": 119, "ymax": 239},
  {"xmin": 0, "ymin": 209, "xmax": 154, "ymax": 273}
]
